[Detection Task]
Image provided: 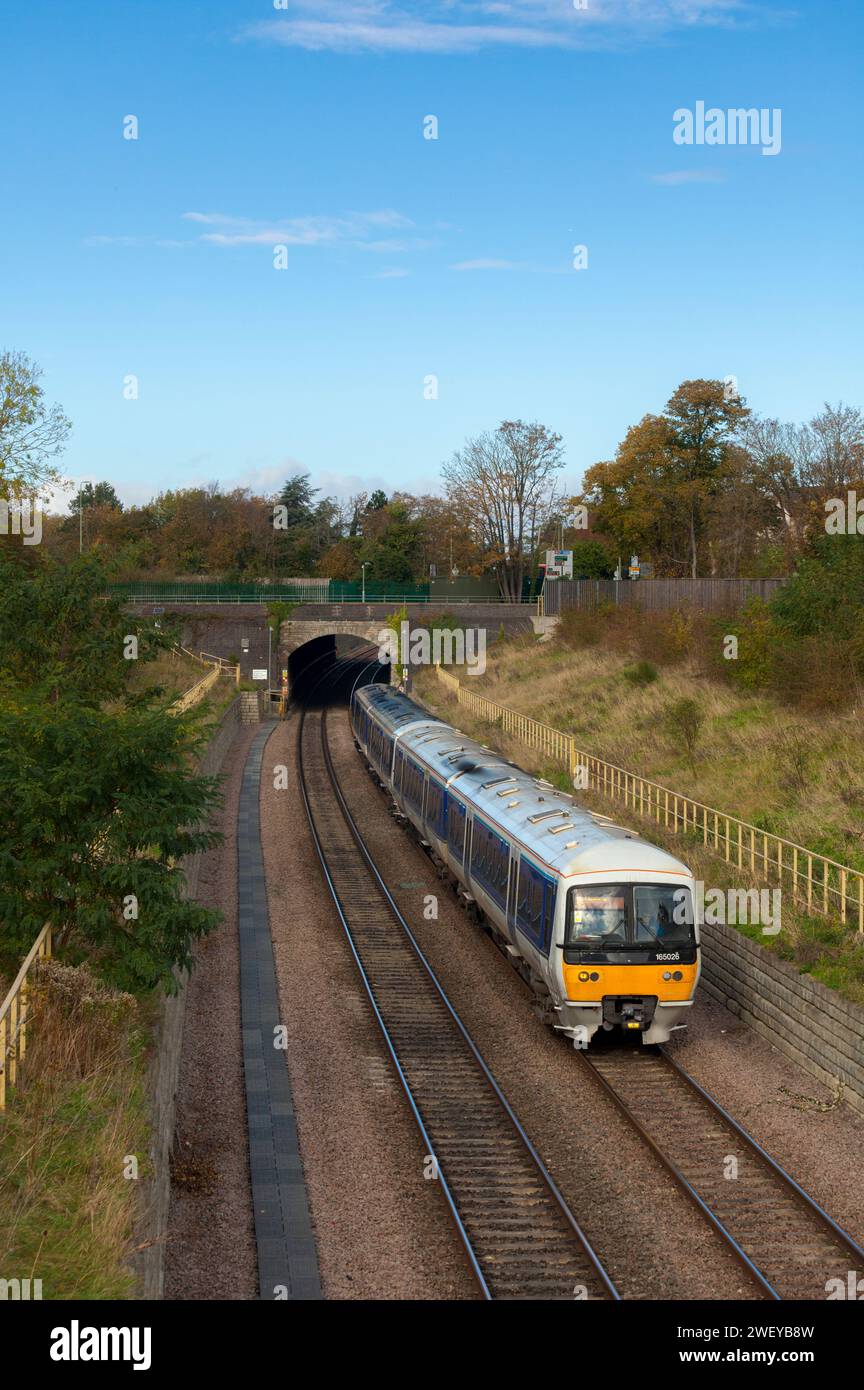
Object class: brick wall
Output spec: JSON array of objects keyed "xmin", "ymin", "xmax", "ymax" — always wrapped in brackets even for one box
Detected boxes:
[{"xmin": 699, "ymin": 920, "xmax": 864, "ymax": 1116}]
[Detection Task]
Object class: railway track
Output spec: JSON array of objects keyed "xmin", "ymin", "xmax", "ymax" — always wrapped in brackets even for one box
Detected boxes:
[
  {"xmin": 579, "ymin": 1043, "xmax": 864, "ymax": 1300},
  {"xmin": 298, "ymin": 704, "xmax": 619, "ymax": 1301}
]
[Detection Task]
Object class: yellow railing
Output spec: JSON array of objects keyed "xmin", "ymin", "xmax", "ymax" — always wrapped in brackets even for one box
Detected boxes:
[
  {"xmin": 434, "ymin": 666, "xmax": 864, "ymax": 934},
  {"xmin": 198, "ymin": 651, "xmax": 241, "ymax": 685},
  {"xmin": 170, "ymin": 665, "xmax": 221, "ymax": 713},
  {"xmin": 171, "ymin": 646, "xmax": 240, "ymax": 696},
  {"xmin": 0, "ymin": 923, "xmax": 52, "ymax": 1110}
]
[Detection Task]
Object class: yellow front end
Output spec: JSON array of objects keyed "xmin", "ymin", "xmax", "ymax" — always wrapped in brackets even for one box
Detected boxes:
[
  {"xmin": 563, "ymin": 962, "xmax": 698, "ymax": 1005},
  {"xmin": 559, "ymin": 960, "xmax": 699, "ymax": 1043}
]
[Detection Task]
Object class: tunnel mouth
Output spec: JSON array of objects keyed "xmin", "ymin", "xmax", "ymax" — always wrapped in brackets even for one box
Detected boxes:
[{"xmin": 288, "ymin": 634, "xmax": 390, "ymax": 707}]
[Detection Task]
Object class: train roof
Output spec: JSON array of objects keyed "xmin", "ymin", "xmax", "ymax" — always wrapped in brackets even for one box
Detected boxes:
[
  {"xmin": 356, "ymin": 682, "xmax": 692, "ymax": 882},
  {"xmin": 354, "ymin": 682, "xmax": 442, "ymax": 736}
]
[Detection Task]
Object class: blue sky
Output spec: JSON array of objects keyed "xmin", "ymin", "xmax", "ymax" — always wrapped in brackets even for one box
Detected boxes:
[{"xmin": 2, "ymin": 0, "xmax": 861, "ymax": 509}]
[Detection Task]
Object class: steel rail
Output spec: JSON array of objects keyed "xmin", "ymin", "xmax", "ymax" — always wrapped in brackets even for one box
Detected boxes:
[
  {"xmin": 577, "ymin": 1044, "xmax": 864, "ymax": 1300},
  {"xmin": 659, "ymin": 1046, "xmax": 864, "ymax": 1265},
  {"xmin": 297, "ymin": 703, "xmax": 620, "ymax": 1302},
  {"xmin": 575, "ymin": 1050, "xmax": 781, "ymax": 1299}
]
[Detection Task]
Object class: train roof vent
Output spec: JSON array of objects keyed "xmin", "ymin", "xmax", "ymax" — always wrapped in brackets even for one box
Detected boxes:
[
  {"xmin": 482, "ymin": 776, "xmax": 514, "ymax": 789},
  {"xmin": 548, "ymin": 823, "xmax": 577, "ymax": 835},
  {"xmin": 495, "ymin": 785, "xmax": 520, "ymax": 796},
  {"xmin": 528, "ymin": 809, "xmax": 570, "ymax": 824}
]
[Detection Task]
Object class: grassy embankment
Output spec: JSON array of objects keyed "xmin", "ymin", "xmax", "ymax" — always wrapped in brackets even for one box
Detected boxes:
[
  {"xmin": 414, "ymin": 618, "xmax": 864, "ymax": 1006},
  {"xmin": 0, "ymin": 647, "xmax": 227, "ymax": 1298}
]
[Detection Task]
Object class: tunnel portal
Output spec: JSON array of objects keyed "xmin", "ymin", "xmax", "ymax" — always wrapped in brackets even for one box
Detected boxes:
[{"xmin": 288, "ymin": 634, "xmax": 390, "ymax": 706}]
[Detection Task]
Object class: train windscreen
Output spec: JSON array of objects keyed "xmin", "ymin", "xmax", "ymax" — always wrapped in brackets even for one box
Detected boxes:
[{"xmin": 566, "ymin": 884, "xmax": 696, "ymax": 955}]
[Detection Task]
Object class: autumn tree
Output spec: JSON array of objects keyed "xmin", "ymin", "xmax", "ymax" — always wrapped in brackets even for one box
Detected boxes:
[
  {"xmin": 0, "ymin": 349, "xmax": 71, "ymax": 499},
  {"xmin": 69, "ymin": 481, "xmax": 122, "ymax": 513},
  {"xmin": 582, "ymin": 380, "xmax": 751, "ymax": 577},
  {"xmin": 442, "ymin": 420, "xmax": 565, "ymax": 601}
]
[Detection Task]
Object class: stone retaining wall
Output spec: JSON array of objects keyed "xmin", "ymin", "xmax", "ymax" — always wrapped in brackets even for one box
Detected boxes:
[
  {"xmin": 137, "ymin": 696, "xmax": 243, "ymax": 1298},
  {"xmin": 699, "ymin": 920, "xmax": 864, "ymax": 1115}
]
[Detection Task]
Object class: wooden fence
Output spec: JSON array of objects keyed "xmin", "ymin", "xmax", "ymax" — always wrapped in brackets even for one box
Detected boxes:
[
  {"xmin": 434, "ymin": 666, "xmax": 864, "ymax": 934},
  {"xmin": 0, "ymin": 924, "xmax": 52, "ymax": 1110},
  {"xmin": 540, "ymin": 576, "xmax": 787, "ymax": 617}
]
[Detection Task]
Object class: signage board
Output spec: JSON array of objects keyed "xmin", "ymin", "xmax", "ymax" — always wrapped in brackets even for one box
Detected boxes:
[{"xmin": 544, "ymin": 549, "xmax": 573, "ymax": 580}]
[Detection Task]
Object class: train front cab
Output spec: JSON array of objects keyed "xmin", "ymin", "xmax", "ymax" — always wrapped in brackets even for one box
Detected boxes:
[{"xmin": 553, "ymin": 875, "xmax": 700, "ymax": 1046}]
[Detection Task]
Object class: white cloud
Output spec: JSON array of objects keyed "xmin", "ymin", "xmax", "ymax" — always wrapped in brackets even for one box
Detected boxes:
[
  {"xmin": 240, "ymin": 1, "xmax": 775, "ymax": 56},
  {"xmin": 650, "ymin": 170, "xmax": 727, "ymax": 185},
  {"xmin": 181, "ymin": 208, "xmax": 417, "ymax": 249},
  {"xmin": 84, "ymin": 235, "xmax": 146, "ymax": 247},
  {"xmin": 450, "ymin": 258, "xmax": 520, "ymax": 271}
]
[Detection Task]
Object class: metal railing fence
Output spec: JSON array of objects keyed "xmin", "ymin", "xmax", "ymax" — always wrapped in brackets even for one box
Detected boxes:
[{"xmin": 433, "ymin": 667, "xmax": 864, "ymax": 934}]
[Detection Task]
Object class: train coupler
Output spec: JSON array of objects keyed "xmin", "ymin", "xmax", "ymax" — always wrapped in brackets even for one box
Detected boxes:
[{"xmin": 602, "ymin": 996, "xmax": 658, "ymax": 1032}]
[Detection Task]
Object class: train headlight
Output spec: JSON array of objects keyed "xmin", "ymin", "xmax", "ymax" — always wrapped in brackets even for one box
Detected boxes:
[
  {"xmin": 672, "ymin": 970, "xmax": 683, "ymax": 981},
  {"xmin": 578, "ymin": 971, "xmax": 589, "ymax": 982},
  {"xmin": 662, "ymin": 971, "xmax": 672, "ymax": 981},
  {"xmin": 589, "ymin": 971, "xmax": 600, "ymax": 982}
]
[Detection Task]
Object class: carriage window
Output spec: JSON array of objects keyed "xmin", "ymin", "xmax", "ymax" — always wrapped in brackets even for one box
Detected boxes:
[
  {"xmin": 426, "ymin": 778, "xmax": 444, "ymax": 833},
  {"xmin": 447, "ymin": 798, "xmax": 466, "ymax": 862},
  {"xmin": 516, "ymin": 859, "xmax": 555, "ymax": 950},
  {"xmin": 471, "ymin": 819, "xmax": 509, "ymax": 906},
  {"xmin": 403, "ymin": 758, "xmax": 425, "ymax": 813}
]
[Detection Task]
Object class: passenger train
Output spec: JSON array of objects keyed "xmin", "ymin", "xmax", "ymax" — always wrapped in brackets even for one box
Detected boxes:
[{"xmin": 351, "ymin": 683, "xmax": 700, "ymax": 1046}]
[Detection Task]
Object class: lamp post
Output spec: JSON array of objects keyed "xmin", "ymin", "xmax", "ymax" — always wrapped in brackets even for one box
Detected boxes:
[{"xmin": 361, "ymin": 562, "xmax": 368, "ymax": 603}]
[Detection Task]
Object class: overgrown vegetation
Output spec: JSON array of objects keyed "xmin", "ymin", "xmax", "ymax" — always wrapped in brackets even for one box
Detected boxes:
[
  {"xmin": 0, "ymin": 960, "xmax": 148, "ymax": 1298},
  {"xmin": 0, "ymin": 358, "xmax": 231, "ymax": 1300},
  {"xmin": 553, "ymin": 533, "xmax": 864, "ymax": 713},
  {"xmin": 265, "ymin": 599, "xmax": 298, "ymax": 632},
  {"xmin": 0, "ymin": 555, "xmax": 223, "ymax": 991}
]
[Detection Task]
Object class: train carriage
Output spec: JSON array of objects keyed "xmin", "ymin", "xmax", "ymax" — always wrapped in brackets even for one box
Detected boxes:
[{"xmin": 352, "ymin": 683, "xmax": 700, "ymax": 1046}]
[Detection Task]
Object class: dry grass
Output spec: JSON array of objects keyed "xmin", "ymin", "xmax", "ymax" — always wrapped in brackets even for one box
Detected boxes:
[
  {"xmin": 0, "ymin": 961, "xmax": 149, "ymax": 1298},
  {"xmin": 414, "ymin": 628, "xmax": 864, "ymax": 1004},
  {"xmin": 125, "ymin": 647, "xmax": 210, "ymax": 704},
  {"xmin": 419, "ymin": 630, "xmax": 864, "ymax": 873}
]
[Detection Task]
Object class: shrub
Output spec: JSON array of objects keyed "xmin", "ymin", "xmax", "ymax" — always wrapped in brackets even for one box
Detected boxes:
[
  {"xmin": 664, "ymin": 697, "xmax": 704, "ymax": 770},
  {"xmin": 774, "ymin": 724, "xmax": 811, "ymax": 794},
  {"xmin": 771, "ymin": 534, "xmax": 864, "ymax": 640},
  {"xmin": 623, "ymin": 660, "xmax": 658, "ymax": 686},
  {"xmin": 28, "ymin": 959, "xmax": 138, "ymax": 1079}
]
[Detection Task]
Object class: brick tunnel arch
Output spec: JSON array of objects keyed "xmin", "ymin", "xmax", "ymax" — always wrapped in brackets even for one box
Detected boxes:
[
  {"xmin": 280, "ymin": 618, "xmax": 384, "ymax": 659},
  {"xmin": 285, "ymin": 629, "xmax": 390, "ymax": 704}
]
